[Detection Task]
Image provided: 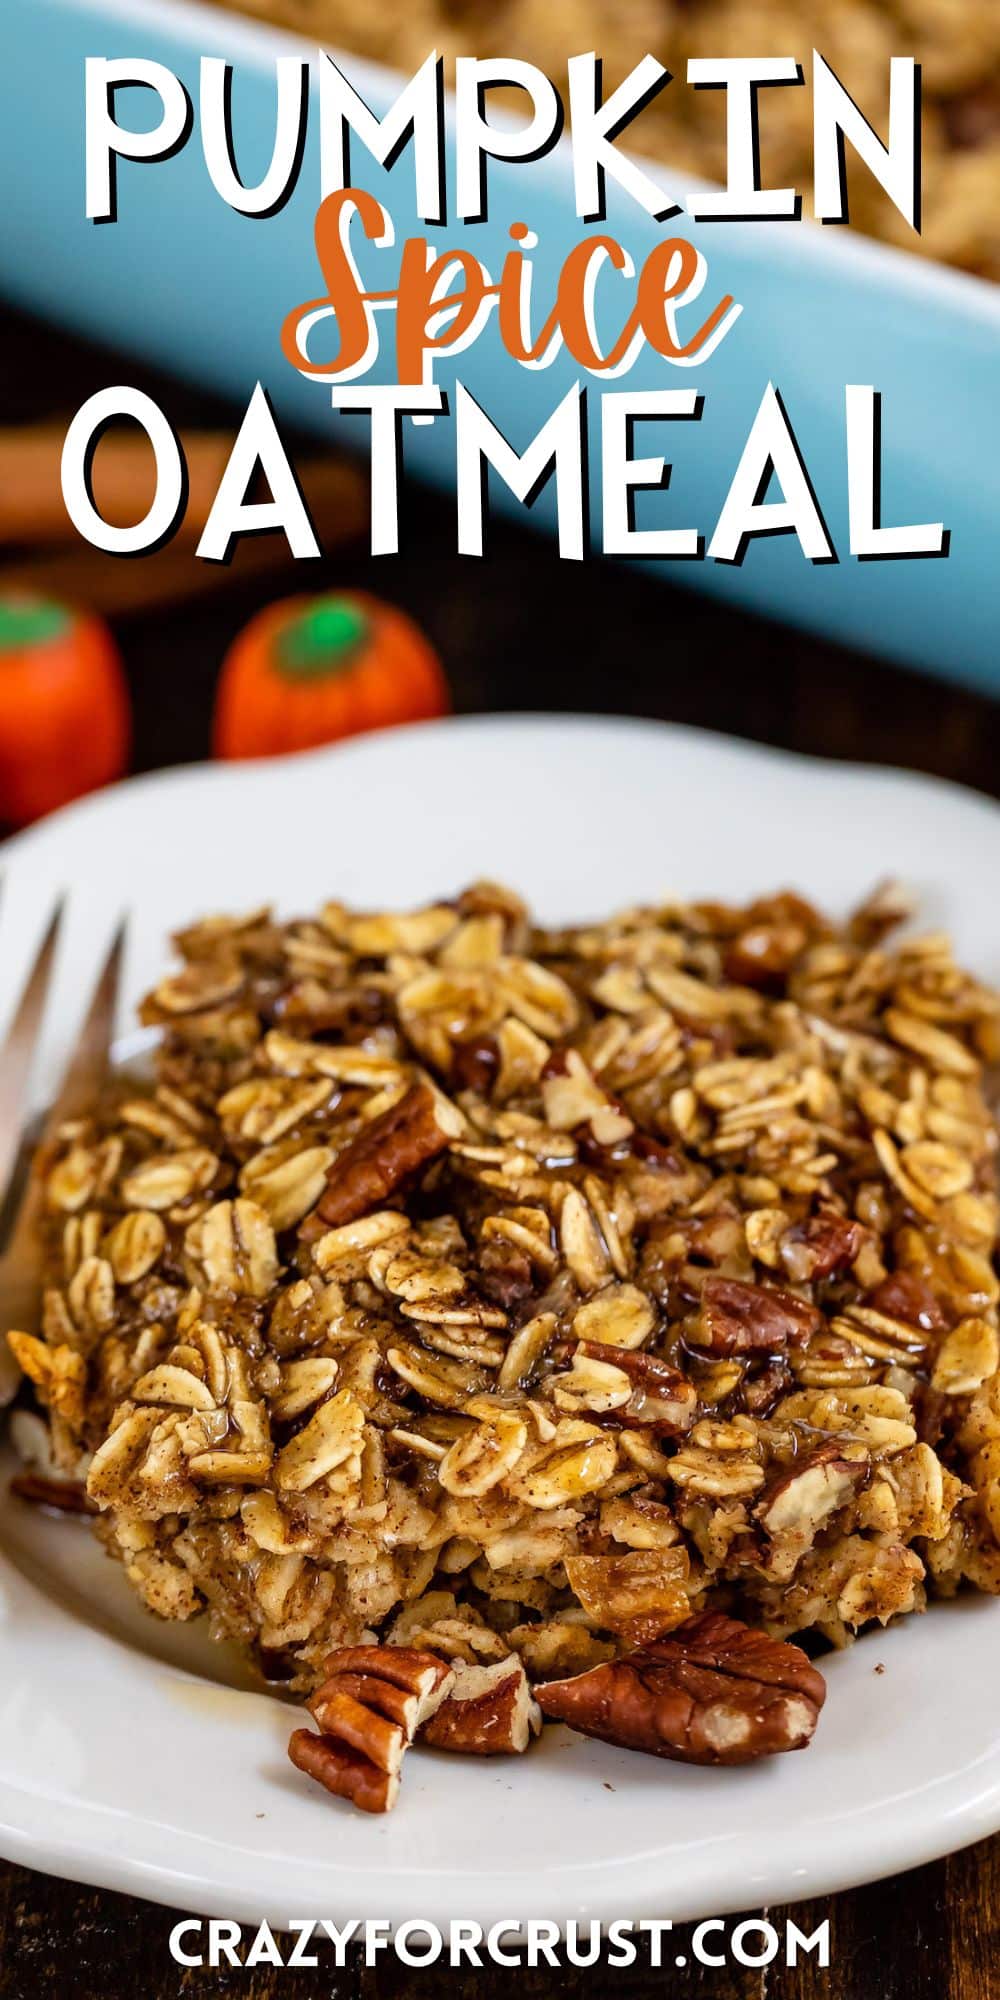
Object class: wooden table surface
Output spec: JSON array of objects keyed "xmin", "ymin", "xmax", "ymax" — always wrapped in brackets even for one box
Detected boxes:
[{"xmin": 1, "ymin": 305, "xmax": 998, "ymax": 1998}]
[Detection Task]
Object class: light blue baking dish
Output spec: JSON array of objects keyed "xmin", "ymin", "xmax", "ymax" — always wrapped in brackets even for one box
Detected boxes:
[{"xmin": 2, "ymin": 0, "xmax": 999, "ymax": 689}]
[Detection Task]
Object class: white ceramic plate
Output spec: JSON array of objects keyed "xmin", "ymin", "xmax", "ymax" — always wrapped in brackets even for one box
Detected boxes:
[{"xmin": 1, "ymin": 713, "xmax": 999, "ymax": 1929}]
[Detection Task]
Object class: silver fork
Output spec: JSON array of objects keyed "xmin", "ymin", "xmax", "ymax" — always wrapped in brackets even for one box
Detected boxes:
[{"xmin": 0, "ymin": 908, "xmax": 125, "ymax": 1401}]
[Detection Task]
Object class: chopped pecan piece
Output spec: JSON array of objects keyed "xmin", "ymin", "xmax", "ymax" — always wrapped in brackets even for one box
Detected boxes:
[
  {"xmin": 451, "ymin": 1034, "xmax": 500, "ymax": 1095},
  {"xmin": 723, "ymin": 925, "xmax": 807, "ymax": 993},
  {"xmin": 290, "ymin": 1645, "xmax": 455, "ymax": 1814},
  {"xmin": 564, "ymin": 1549, "xmax": 691, "ymax": 1646},
  {"xmin": 740, "ymin": 1355, "xmax": 792, "ymax": 1416},
  {"xmin": 420, "ymin": 1655, "xmax": 541, "ymax": 1754},
  {"xmin": 575, "ymin": 1341, "xmax": 698, "ymax": 1435},
  {"xmin": 914, "ymin": 1382, "xmax": 949, "ymax": 1450},
  {"xmin": 722, "ymin": 893, "xmax": 821, "ymax": 990},
  {"xmin": 271, "ymin": 981, "xmax": 386, "ymax": 1038},
  {"xmin": 847, "ymin": 879, "xmax": 913, "ymax": 946},
  {"xmin": 693, "ymin": 1277, "xmax": 820, "ymax": 1356},
  {"xmin": 9, "ymin": 1473, "xmax": 96, "ymax": 1515},
  {"xmin": 313, "ymin": 1084, "xmax": 455, "ymax": 1229},
  {"xmin": 479, "ymin": 1236, "xmax": 536, "ymax": 1311},
  {"xmin": 641, "ymin": 1209, "xmax": 742, "ymax": 1298},
  {"xmin": 869, "ymin": 1269, "xmax": 951, "ymax": 1335},
  {"xmin": 799, "ymin": 1210, "xmax": 865, "ymax": 1279},
  {"xmin": 756, "ymin": 1442, "xmax": 867, "ymax": 1544},
  {"xmin": 536, "ymin": 1611, "xmax": 825, "ymax": 1765}
]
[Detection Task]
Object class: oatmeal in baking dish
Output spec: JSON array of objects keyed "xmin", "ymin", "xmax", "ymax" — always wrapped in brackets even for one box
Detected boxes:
[{"xmin": 8, "ymin": 883, "xmax": 1000, "ymax": 1804}]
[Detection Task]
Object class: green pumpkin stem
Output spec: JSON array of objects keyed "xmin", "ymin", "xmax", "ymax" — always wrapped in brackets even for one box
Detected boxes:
[
  {"xmin": 0, "ymin": 599, "xmax": 70, "ymax": 651},
  {"xmin": 276, "ymin": 599, "xmax": 369, "ymax": 679}
]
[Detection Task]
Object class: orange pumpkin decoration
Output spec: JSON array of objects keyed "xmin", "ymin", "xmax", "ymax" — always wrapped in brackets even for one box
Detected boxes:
[
  {"xmin": 0, "ymin": 595, "xmax": 131, "ymax": 827},
  {"xmin": 212, "ymin": 592, "xmax": 450, "ymax": 761}
]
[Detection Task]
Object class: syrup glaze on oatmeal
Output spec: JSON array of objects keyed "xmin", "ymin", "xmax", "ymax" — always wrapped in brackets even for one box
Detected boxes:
[{"xmin": 8, "ymin": 881, "xmax": 1000, "ymax": 1694}]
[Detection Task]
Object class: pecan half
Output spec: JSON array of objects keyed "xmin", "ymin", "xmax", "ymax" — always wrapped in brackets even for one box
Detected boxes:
[
  {"xmin": 318, "ymin": 1645, "xmax": 456, "ymax": 1731},
  {"xmin": 420, "ymin": 1656, "xmax": 541, "ymax": 1754},
  {"xmin": 290, "ymin": 1645, "xmax": 455, "ymax": 1813},
  {"xmin": 693, "ymin": 1277, "xmax": 820, "ymax": 1356},
  {"xmin": 288, "ymin": 1730, "xmax": 400, "ymax": 1815},
  {"xmin": 536, "ymin": 1612, "xmax": 825, "ymax": 1765},
  {"xmin": 313, "ymin": 1084, "xmax": 455, "ymax": 1229},
  {"xmin": 308, "ymin": 1684, "xmax": 407, "ymax": 1779}
]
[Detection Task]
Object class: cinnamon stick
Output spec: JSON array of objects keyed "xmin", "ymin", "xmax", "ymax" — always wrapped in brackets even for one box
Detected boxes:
[{"xmin": 0, "ymin": 434, "xmax": 369, "ymax": 614}]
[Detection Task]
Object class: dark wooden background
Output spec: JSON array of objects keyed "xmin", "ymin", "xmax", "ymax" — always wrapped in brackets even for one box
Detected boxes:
[{"xmin": 0, "ymin": 303, "xmax": 998, "ymax": 1998}]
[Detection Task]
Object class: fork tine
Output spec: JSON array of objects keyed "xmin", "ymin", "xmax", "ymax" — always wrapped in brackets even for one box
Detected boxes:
[
  {"xmin": 0, "ymin": 920, "xmax": 126, "ymax": 1373},
  {"xmin": 41, "ymin": 918, "xmax": 126, "ymax": 1130},
  {"xmin": 0, "ymin": 901, "xmax": 65, "ymax": 1214}
]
